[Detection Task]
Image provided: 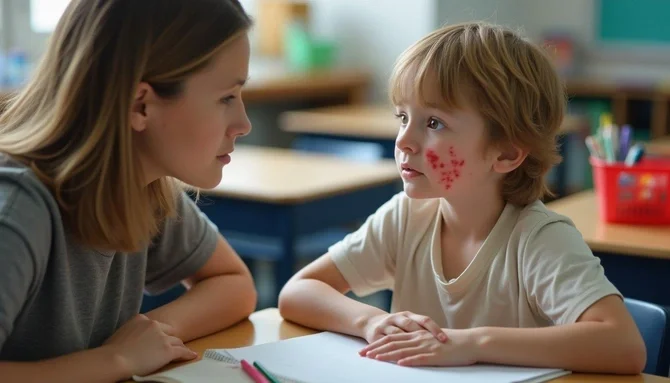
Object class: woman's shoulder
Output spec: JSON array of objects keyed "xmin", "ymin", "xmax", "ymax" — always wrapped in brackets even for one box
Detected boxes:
[{"xmin": 0, "ymin": 153, "xmax": 59, "ymax": 247}]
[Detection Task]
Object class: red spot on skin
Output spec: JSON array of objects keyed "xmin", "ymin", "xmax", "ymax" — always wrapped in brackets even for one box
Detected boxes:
[{"xmin": 426, "ymin": 148, "xmax": 464, "ymax": 191}]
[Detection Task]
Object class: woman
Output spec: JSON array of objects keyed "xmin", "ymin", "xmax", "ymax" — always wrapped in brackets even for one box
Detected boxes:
[{"xmin": 0, "ymin": 0, "xmax": 257, "ymax": 381}]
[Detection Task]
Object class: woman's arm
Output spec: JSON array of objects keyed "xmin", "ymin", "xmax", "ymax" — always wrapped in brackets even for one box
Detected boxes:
[{"xmin": 145, "ymin": 235, "xmax": 257, "ymax": 342}]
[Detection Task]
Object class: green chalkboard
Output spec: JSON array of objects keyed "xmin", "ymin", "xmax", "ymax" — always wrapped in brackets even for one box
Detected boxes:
[{"xmin": 599, "ymin": 0, "xmax": 670, "ymax": 44}]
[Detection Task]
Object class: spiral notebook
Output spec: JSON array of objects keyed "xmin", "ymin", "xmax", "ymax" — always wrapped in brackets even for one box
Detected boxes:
[{"xmin": 135, "ymin": 332, "xmax": 570, "ymax": 383}]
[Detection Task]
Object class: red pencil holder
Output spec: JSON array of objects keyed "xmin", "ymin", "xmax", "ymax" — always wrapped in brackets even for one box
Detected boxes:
[{"xmin": 590, "ymin": 156, "xmax": 670, "ymax": 225}]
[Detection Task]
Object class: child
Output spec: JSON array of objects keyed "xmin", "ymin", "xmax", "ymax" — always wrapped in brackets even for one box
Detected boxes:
[
  {"xmin": 279, "ymin": 22, "xmax": 646, "ymax": 374},
  {"xmin": 0, "ymin": 0, "xmax": 257, "ymax": 381}
]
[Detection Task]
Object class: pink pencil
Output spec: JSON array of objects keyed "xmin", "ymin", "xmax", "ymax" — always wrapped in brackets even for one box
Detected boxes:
[{"xmin": 240, "ymin": 359, "xmax": 270, "ymax": 383}]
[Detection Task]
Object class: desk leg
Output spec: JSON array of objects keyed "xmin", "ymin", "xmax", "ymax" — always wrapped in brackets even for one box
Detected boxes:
[
  {"xmin": 555, "ymin": 134, "xmax": 568, "ymax": 198},
  {"xmin": 274, "ymin": 208, "xmax": 297, "ymax": 305}
]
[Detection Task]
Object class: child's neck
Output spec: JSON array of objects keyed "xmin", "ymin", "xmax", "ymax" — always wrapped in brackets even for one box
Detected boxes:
[{"xmin": 439, "ymin": 189, "xmax": 505, "ymax": 242}]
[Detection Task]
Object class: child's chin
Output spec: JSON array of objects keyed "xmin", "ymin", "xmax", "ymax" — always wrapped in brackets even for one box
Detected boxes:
[{"xmin": 403, "ymin": 185, "xmax": 439, "ymax": 199}]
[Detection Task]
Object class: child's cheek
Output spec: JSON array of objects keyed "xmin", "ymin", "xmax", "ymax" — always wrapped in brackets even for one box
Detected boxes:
[{"xmin": 426, "ymin": 147, "xmax": 465, "ymax": 191}]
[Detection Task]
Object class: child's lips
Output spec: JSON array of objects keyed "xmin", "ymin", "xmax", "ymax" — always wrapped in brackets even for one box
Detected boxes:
[{"xmin": 401, "ymin": 165, "xmax": 423, "ymax": 178}]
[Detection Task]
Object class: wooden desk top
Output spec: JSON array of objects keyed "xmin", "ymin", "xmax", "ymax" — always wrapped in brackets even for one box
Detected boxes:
[
  {"xmin": 142, "ymin": 308, "xmax": 669, "ymax": 383},
  {"xmin": 546, "ymin": 190, "xmax": 670, "ymax": 259},
  {"xmin": 243, "ymin": 66, "xmax": 370, "ymax": 104},
  {"xmin": 280, "ymin": 105, "xmax": 589, "ymax": 139},
  {"xmin": 646, "ymin": 136, "xmax": 670, "ymax": 157},
  {"xmin": 202, "ymin": 145, "xmax": 399, "ymax": 204}
]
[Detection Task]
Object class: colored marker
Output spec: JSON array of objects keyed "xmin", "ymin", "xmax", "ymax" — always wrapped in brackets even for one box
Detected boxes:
[
  {"xmin": 240, "ymin": 359, "xmax": 269, "ymax": 383},
  {"xmin": 601, "ymin": 126, "xmax": 616, "ymax": 163},
  {"xmin": 624, "ymin": 144, "xmax": 645, "ymax": 167},
  {"xmin": 253, "ymin": 361, "xmax": 281, "ymax": 383},
  {"xmin": 618, "ymin": 124, "xmax": 632, "ymax": 161},
  {"xmin": 585, "ymin": 135, "xmax": 602, "ymax": 159}
]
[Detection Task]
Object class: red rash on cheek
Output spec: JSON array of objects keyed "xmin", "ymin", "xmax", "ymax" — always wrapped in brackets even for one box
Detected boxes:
[{"xmin": 426, "ymin": 147, "xmax": 465, "ymax": 191}]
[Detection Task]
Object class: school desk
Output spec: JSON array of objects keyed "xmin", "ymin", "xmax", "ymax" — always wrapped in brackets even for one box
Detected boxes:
[
  {"xmin": 196, "ymin": 145, "xmax": 399, "ymax": 300},
  {"xmin": 647, "ymin": 135, "xmax": 670, "ymax": 157},
  {"xmin": 546, "ymin": 190, "xmax": 670, "ymax": 306},
  {"xmin": 243, "ymin": 66, "xmax": 371, "ymax": 104},
  {"xmin": 127, "ymin": 308, "xmax": 670, "ymax": 383},
  {"xmin": 280, "ymin": 104, "xmax": 589, "ymax": 196}
]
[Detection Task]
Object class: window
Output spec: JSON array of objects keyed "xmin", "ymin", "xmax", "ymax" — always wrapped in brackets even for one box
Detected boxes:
[{"xmin": 30, "ymin": 0, "xmax": 70, "ymax": 33}]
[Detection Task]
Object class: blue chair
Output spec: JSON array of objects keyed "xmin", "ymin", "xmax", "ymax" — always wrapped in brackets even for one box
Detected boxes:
[{"xmin": 625, "ymin": 297, "xmax": 670, "ymax": 376}]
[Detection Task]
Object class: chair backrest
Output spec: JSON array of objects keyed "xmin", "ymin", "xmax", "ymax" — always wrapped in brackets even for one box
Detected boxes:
[
  {"xmin": 291, "ymin": 136, "xmax": 384, "ymax": 162},
  {"xmin": 625, "ymin": 297, "xmax": 670, "ymax": 376}
]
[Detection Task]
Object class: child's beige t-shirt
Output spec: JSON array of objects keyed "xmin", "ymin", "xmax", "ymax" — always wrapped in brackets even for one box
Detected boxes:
[{"xmin": 329, "ymin": 192, "xmax": 621, "ymax": 328}]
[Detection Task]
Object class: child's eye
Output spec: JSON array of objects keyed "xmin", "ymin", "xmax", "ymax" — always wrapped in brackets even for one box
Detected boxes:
[
  {"xmin": 427, "ymin": 117, "xmax": 446, "ymax": 130},
  {"xmin": 220, "ymin": 95, "xmax": 236, "ymax": 105},
  {"xmin": 394, "ymin": 113, "xmax": 408, "ymax": 126}
]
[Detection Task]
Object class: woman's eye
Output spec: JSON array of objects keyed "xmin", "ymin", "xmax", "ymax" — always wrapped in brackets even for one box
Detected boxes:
[
  {"xmin": 220, "ymin": 95, "xmax": 236, "ymax": 105},
  {"xmin": 428, "ymin": 117, "xmax": 445, "ymax": 130},
  {"xmin": 394, "ymin": 113, "xmax": 408, "ymax": 125}
]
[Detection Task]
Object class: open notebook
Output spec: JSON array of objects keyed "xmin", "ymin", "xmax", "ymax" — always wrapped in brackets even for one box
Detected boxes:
[{"xmin": 135, "ymin": 332, "xmax": 570, "ymax": 383}]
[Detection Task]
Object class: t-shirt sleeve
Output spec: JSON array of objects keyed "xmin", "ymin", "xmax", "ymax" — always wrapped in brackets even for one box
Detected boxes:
[
  {"xmin": 522, "ymin": 219, "xmax": 622, "ymax": 325},
  {"xmin": 144, "ymin": 192, "xmax": 220, "ymax": 295},
  {"xmin": 0, "ymin": 175, "xmax": 52, "ymax": 351},
  {"xmin": 328, "ymin": 193, "xmax": 404, "ymax": 297}
]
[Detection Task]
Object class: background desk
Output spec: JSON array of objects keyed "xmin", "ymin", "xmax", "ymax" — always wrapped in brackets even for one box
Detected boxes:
[
  {"xmin": 281, "ymin": 104, "xmax": 589, "ymax": 197},
  {"xmin": 547, "ymin": 190, "xmax": 670, "ymax": 306},
  {"xmin": 144, "ymin": 308, "xmax": 670, "ymax": 383},
  {"xmin": 197, "ymin": 146, "xmax": 399, "ymax": 304},
  {"xmin": 244, "ymin": 68, "xmax": 370, "ymax": 105}
]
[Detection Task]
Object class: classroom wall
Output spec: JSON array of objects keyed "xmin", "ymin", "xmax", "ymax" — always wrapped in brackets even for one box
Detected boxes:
[
  {"xmin": 435, "ymin": 0, "xmax": 526, "ymax": 30},
  {"xmin": 516, "ymin": 0, "xmax": 670, "ymax": 82}
]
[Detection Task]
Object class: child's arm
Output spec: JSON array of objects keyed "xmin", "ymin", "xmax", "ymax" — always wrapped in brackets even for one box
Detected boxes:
[
  {"xmin": 473, "ymin": 295, "xmax": 646, "ymax": 374},
  {"xmin": 279, "ymin": 254, "xmax": 446, "ymax": 344},
  {"xmin": 279, "ymin": 254, "xmax": 386, "ymax": 338},
  {"xmin": 145, "ymin": 235, "xmax": 257, "ymax": 342},
  {"xmin": 363, "ymin": 295, "xmax": 645, "ymax": 374}
]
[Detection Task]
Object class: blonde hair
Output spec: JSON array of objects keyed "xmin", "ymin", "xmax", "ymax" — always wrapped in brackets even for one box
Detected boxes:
[
  {"xmin": 0, "ymin": 0, "xmax": 251, "ymax": 252},
  {"xmin": 389, "ymin": 22, "xmax": 565, "ymax": 205}
]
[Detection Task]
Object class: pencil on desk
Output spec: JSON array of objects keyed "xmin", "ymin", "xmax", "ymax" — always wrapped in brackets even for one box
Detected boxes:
[
  {"xmin": 253, "ymin": 361, "xmax": 281, "ymax": 383},
  {"xmin": 240, "ymin": 359, "xmax": 270, "ymax": 383}
]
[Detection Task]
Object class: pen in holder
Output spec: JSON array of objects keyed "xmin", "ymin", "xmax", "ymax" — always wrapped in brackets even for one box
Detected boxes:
[{"xmin": 587, "ymin": 115, "xmax": 670, "ymax": 225}]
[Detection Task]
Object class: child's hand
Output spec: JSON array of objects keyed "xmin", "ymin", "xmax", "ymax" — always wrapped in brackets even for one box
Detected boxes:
[
  {"xmin": 359, "ymin": 311, "xmax": 447, "ymax": 346},
  {"xmin": 102, "ymin": 314, "xmax": 198, "ymax": 377},
  {"xmin": 360, "ymin": 329, "xmax": 478, "ymax": 367}
]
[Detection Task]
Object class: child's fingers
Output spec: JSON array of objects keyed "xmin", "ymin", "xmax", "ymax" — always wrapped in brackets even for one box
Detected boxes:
[
  {"xmin": 391, "ymin": 315, "xmax": 423, "ymax": 333},
  {"xmin": 397, "ymin": 352, "xmax": 436, "ymax": 367},
  {"xmin": 407, "ymin": 314, "xmax": 447, "ymax": 342}
]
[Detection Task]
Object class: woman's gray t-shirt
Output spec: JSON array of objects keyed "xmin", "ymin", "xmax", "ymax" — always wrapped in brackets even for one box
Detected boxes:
[{"xmin": 0, "ymin": 154, "xmax": 219, "ymax": 361}]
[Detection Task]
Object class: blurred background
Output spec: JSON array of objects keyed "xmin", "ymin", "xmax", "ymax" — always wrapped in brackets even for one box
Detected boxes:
[{"xmin": 1, "ymin": 0, "xmax": 669, "ymax": 312}]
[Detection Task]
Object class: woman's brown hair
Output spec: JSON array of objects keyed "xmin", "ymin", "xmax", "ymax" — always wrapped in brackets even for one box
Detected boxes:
[{"xmin": 0, "ymin": 0, "xmax": 252, "ymax": 251}]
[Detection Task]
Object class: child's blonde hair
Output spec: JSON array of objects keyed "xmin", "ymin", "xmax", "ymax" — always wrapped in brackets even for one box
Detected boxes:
[
  {"xmin": 0, "ymin": 0, "xmax": 251, "ymax": 252},
  {"xmin": 389, "ymin": 22, "xmax": 565, "ymax": 205}
]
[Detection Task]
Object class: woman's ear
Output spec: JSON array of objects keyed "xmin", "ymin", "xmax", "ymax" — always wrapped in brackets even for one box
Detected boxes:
[
  {"xmin": 492, "ymin": 142, "xmax": 528, "ymax": 174},
  {"xmin": 129, "ymin": 82, "xmax": 154, "ymax": 132}
]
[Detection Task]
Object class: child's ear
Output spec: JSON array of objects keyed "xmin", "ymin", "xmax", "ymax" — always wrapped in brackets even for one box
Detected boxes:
[
  {"xmin": 492, "ymin": 142, "xmax": 528, "ymax": 174},
  {"xmin": 129, "ymin": 82, "xmax": 154, "ymax": 133}
]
